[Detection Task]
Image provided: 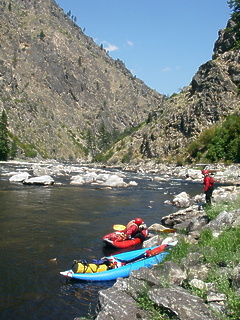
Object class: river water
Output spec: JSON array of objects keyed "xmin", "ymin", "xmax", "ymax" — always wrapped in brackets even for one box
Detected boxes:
[{"xmin": 0, "ymin": 162, "xmax": 203, "ymax": 320}]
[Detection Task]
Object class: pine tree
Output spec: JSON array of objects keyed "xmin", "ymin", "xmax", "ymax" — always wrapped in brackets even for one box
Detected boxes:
[
  {"xmin": 0, "ymin": 110, "xmax": 10, "ymax": 161},
  {"xmin": 228, "ymin": 0, "xmax": 240, "ymax": 51},
  {"xmin": 86, "ymin": 128, "xmax": 96, "ymax": 157},
  {"xmin": 228, "ymin": 0, "xmax": 240, "ymax": 13},
  {"xmin": 9, "ymin": 138, "xmax": 18, "ymax": 159},
  {"xmin": 40, "ymin": 30, "xmax": 45, "ymax": 41},
  {"xmin": 98, "ymin": 121, "xmax": 111, "ymax": 151}
]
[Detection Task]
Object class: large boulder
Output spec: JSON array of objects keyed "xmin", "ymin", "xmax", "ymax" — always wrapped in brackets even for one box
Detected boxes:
[
  {"xmin": 148, "ymin": 286, "xmax": 219, "ymax": 320},
  {"xmin": 172, "ymin": 192, "xmax": 191, "ymax": 207},
  {"xmin": 9, "ymin": 172, "xmax": 30, "ymax": 182},
  {"xmin": 95, "ymin": 286, "xmax": 149, "ymax": 320},
  {"xmin": 70, "ymin": 171, "xmax": 129, "ymax": 187},
  {"xmin": 205, "ymin": 209, "xmax": 240, "ymax": 233},
  {"xmin": 161, "ymin": 206, "xmax": 200, "ymax": 227},
  {"xmin": 101, "ymin": 174, "xmax": 128, "ymax": 187},
  {"xmin": 187, "ymin": 214, "xmax": 209, "ymax": 232}
]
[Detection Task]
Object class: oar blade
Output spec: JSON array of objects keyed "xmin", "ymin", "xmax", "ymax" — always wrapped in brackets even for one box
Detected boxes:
[
  {"xmin": 159, "ymin": 228, "xmax": 175, "ymax": 233},
  {"xmin": 113, "ymin": 224, "xmax": 126, "ymax": 231}
]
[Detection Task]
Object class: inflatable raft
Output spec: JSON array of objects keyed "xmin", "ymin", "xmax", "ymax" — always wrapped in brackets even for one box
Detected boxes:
[
  {"xmin": 102, "ymin": 233, "xmax": 142, "ymax": 248},
  {"xmin": 102, "ymin": 228, "xmax": 148, "ymax": 249},
  {"xmin": 60, "ymin": 243, "xmax": 174, "ymax": 281}
]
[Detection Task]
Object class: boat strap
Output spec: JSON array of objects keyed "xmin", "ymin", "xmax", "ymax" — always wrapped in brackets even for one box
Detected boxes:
[{"xmin": 116, "ymin": 252, "xmax": 147, "ymax": 264}]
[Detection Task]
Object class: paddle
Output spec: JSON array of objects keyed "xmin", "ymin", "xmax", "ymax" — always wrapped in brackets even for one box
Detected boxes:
[
  {"xmin": 113, "ymin": 224, "xmax": 126, "ymax": 231},
  {"xmin": 113, "ymin": 224, "xmax": 175, "ymax": 233},
  {"xmin": 157, "ymin": 228, "xmax": 175, "ymax": 233}
]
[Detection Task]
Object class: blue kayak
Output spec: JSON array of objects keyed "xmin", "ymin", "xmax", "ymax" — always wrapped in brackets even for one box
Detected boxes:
[{"xmin": 60, "ymin": 245, "xmax": 169, "ymax": 281}]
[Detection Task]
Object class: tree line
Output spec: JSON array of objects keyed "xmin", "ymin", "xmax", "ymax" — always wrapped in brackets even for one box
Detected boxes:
[{"xmin": 0, "ymin": 110, "xmax": 10, "ymax": 160}]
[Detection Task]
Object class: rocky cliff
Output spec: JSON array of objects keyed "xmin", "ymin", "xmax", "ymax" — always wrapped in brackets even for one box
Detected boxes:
[
  {"xmin": 0, "ymin": 0, "xmax": 163, "ymax": 160},
  {"xmin": 104, "ymin": 17, "xmax": 240, "ymax": 165}
]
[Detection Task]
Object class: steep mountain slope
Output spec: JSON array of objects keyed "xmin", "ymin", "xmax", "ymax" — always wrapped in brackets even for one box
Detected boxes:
[
  {"xmin": 0, "ymin": 0, "xmax": 163, "ymax": 160},
  {"xmin": 104, "ymin": 17, "xmax": 240, "ymax": 165}
]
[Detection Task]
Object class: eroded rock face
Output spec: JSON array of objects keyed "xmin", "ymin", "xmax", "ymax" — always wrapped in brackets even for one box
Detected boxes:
[
  {"xmin": 213, "ymin": 19, "xmax": 239, "ymax": 58},
  {"xmin": 0, "ymin": 0, "xmax": 164, "ymax": 161}
]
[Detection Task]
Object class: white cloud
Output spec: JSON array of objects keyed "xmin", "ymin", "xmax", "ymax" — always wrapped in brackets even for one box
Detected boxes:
[
  {"xmin": 161, "ymin": 67, "xmax": 172, "ymax": 72},
  {"xmin": 127, "ymin": 40, "xmax": 133, "ymax": 46},
  {"xmin": 102, "ymin": 41, "xmax": 118, "ymax": 52},
  {"xmin": 161, "ymin": 66, "xmax": 181, "ymax": 72}
]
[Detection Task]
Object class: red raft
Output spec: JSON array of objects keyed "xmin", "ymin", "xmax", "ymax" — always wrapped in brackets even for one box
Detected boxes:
[{"xmin": 102, "ymin": 229, "xmax": 148, "ymax": 249}]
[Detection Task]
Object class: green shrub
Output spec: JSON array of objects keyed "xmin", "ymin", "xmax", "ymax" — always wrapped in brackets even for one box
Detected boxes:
[
  {"xmin": 206, "ymin": 114, "xmax": 240, "ymax": 163},
  {"xmin": 122, "ymin": 153, "xmax": 131, "ymax": 163},
  {"xmin": 25, "ymin": 147, "xmax": 37, "ymax": 158},
  {"xmin": 199, "ymin": 227, "xmax": 240, "ymax": 266},
  {"xmin": 187, "ymin": 126, "xmax": 216, "ymax": 159},
  {"xmin": 161, "ymin": 237, "xmax": 191, "ymax": 265},
  {"xmin": 176, "ymin": 155, "xmax": 184, "ymax": 166},
  {"xmin": 198, "ymin": 228, "xmax": 213, "ymax": 247},
  {"xmin": 187, "ymin": 113, "xmax": 240, "ymax": 163}
]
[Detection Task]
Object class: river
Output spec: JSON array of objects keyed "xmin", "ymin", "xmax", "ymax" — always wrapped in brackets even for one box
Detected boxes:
[{"xmin": 0, "ymin": 162, "xmax": 203, "ymax": 320}]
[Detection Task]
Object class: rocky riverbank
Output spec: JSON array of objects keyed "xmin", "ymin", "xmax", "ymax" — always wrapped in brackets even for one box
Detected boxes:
[
  {"xmin": 89, "ymin": 184, "xmax": 240, "ymax": 320},
  {"xmin": 120, "ymin": 161, "xmax": 240, "ymax": 185},
  {"xmin": 3, "ymin": 160, "xmax": 240, "ymax": 187}
]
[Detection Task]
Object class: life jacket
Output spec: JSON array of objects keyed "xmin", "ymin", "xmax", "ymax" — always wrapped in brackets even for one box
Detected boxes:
[
  {"xmin": 209, "ymin": 176, "xmax": 214, "ymax": 186},
  {"xmin": 126, "ymin": 220, "xmax": 138, "ymax": 231},
  {"xmin": 204, "ymin": 175, "xmax": 214, "ymax": 189},
  {"xmin": 125, "ymin": 220, "xmax": 139, "ymax": 237}
]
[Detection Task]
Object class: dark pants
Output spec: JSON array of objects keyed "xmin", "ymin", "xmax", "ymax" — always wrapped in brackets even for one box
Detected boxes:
[
  {"xmin": 205, "ymin": 186, "xmax": 214, "ymax": 205},
  {"xmin": 133, "ymin": 232, "xmax": 145, "ymax": 242}
]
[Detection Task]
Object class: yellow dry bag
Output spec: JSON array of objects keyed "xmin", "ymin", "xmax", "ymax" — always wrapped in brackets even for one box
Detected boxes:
[{"xmin": 72, "ymin": 260, "xmax": 109, "ymax": 274}]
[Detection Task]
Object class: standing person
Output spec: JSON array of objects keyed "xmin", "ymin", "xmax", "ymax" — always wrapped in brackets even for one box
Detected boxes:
[
  {"xmin": 202, "ymin": 170, "xmax": 214, "ymax": 205},
  {"xmin": 124, "ymin": 218, "xmax": 147, "ymax": 241}
]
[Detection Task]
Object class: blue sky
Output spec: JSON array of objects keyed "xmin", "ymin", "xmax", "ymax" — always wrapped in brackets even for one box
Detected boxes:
[{"xmin": 56, "ymin": 0, "xmax": 230, "ymax": 96}]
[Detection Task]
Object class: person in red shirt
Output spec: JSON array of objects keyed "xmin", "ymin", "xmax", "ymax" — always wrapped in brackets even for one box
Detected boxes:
[
  {"xmin": 124, "ymin": 218, "xmax": 147, "ymax": 241},
  {"xmin": 202, "ymin": 170, "xmax": 214, "ymax": 205}
]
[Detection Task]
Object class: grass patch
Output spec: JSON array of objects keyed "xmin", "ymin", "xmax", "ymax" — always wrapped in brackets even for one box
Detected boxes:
[
  {"xmin": 205, "ymin": 194, "xmax": 240, "ymax": 220},
  {"xmin": 161, "ymin": 236, "xmax": 191, "ymax": 265},
  {"xmin": 136, "ymin": 293, "xmax": 178, "ymax": 319},
  {"xmin": 198, "ymin": 227, "xmax": 240, "ymax": 266}
]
